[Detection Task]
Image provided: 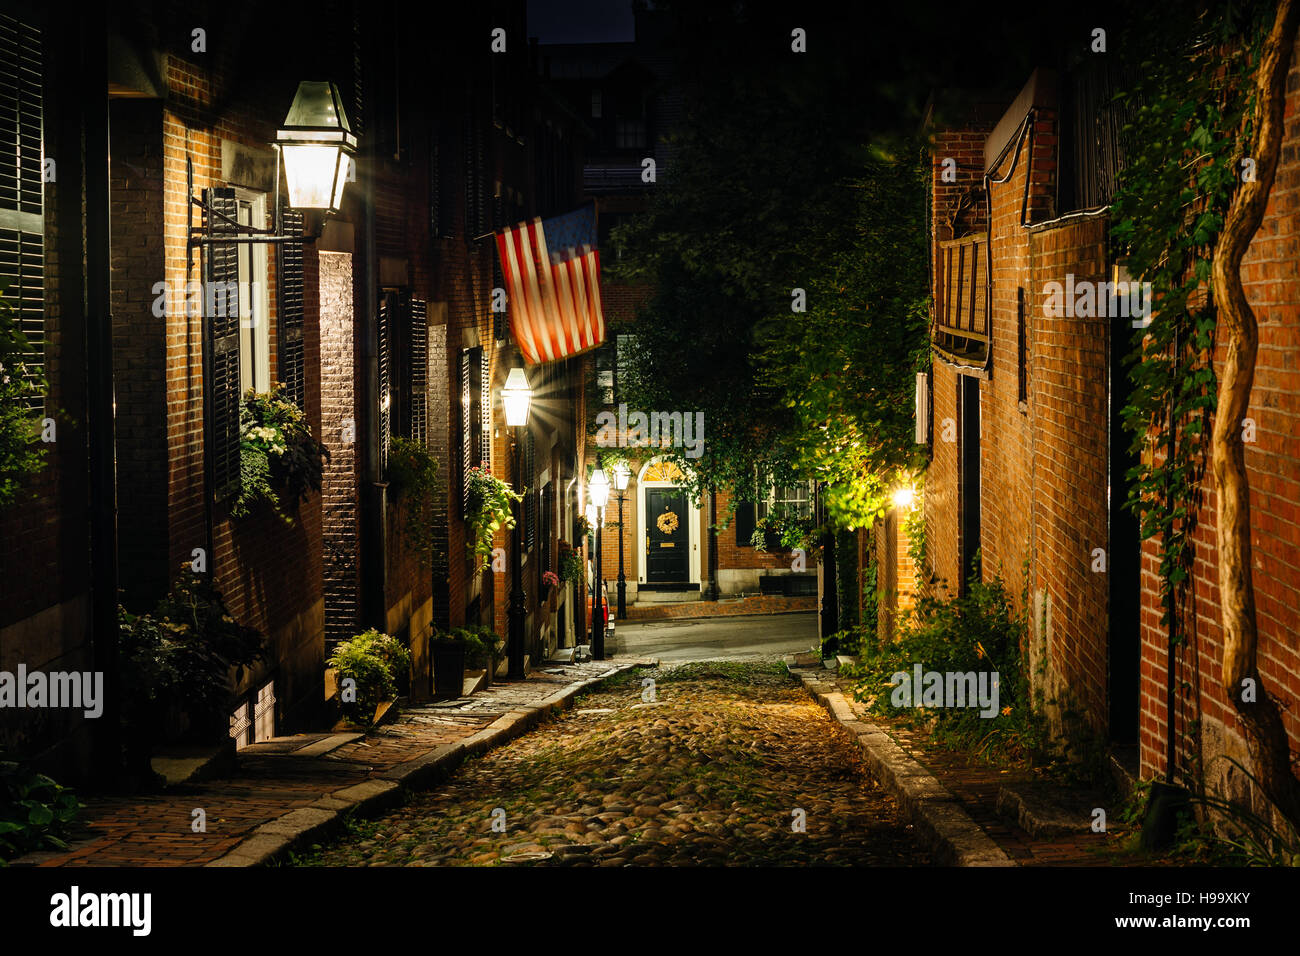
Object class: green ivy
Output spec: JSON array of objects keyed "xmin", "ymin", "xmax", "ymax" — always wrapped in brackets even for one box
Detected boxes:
[
  {"xmin": 1111, "ymin": 3, "xmax": 1270, "ymax": 638},
  {"xmin": 388, "ymin": 435, "xmax": 439, "ymax": 565},
  {"xmin": 465, "ymin": 465, "xmax": 520, "ymax": 573},
  {"xmin": 0, "ymin": 755, "xmax": 80, "ymax": 862}
]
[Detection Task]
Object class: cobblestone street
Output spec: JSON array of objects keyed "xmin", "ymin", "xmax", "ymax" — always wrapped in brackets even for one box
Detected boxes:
[{"xmin": 298, "ymin": 660, "xmax": 929, "ymax": 866}]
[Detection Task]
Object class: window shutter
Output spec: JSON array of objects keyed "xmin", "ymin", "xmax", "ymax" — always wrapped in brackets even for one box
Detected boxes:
[
  {"xmin": 541, "ymin": 482, "xmax": 553, "ymax": 579},
  {"xmin": 409, "ymin": 298, "xmax": 427, "ymax": 445},
  {"xmin": 524, "ymin": 429, "xmax": 535, "ymax": 551},
  {"xmin": 478, "ymin": 348, "xmax": 491, "ymax": 470},
  {"xmin": 378, "ymin": 294, "xmax": 390, "ymax": 471},
  {"xmin": 0, "ymin": 13, "xmax": 44, "ymax": 407},
  {"xmin": 204, "ymin": 187, "xmax": 242, "ymax": 499},
  {"xmin": 461, "ymin": 347, "xmax": 473, "ymax": 515},
  {"xmin": 915, "ymin": 372, "xmax": 930, "ymax": 445},
  {"xmin": 278, "ymin": 208, "xmax": 306, "ymax": 408},
  {"xmin": 735, "ymin": 501, "xmax": 756, "ymax": 547},
  {"xmin": 491, "ymin": 188, "xmax": 506, "ymax": 342}
]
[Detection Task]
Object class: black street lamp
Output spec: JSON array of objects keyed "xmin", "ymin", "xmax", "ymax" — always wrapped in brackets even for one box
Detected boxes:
[
  {"xmin": 613, "ymin": 462, "xmax": 630, "ymax": 619},
  {"xmin": 587, "ymin": 468, "xmax": 610, "ymax": 659},
  {"xmin": 502, "ymin": 368, "xmax": 533, "ymax": 680}
]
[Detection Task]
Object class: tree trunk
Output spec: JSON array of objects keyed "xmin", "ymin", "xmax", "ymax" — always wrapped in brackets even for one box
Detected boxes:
[{"xmin": 1210, "ymin": 0, "xmax": 1300, "ymax": 827}]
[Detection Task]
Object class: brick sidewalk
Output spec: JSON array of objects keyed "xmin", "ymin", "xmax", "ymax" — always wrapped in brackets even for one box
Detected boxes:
[
  {"xmin": 15, "ymin": 659, "xmax": 638, "ymax": 867},
  {"xmin": 624, "ymin": 594, "xmax": 815, "ymax": 621},
  {"xmin": 810, "ymin": 668, "xmax": 1139, "ymax": 866}
]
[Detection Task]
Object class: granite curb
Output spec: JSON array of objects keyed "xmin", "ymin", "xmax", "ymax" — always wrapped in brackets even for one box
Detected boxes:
[
  {"xmin": 788, "ymin": 662, "xmax": 1014, "ymax": 867},
  {"xmin": 204, "ymin": 659, "xmax": 654, "ymax": 867}
]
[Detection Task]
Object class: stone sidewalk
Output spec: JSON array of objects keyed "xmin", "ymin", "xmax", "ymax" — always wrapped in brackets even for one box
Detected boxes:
[
  {"xmin": 790, "ymin": 662, "xmax": 1138, "ymax": 866},
  {"xmin": 14, "ymin": 657, "xmax": 649, "ymax": 868}
]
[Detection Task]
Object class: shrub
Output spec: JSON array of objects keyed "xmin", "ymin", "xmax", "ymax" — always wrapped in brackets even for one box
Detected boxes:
[
  {"xmin": 118, "ymin": 568, "xmax": 266, "ymax": 770},
  {"xmin": 0, "ymin": 286, "xmax": 47, "ymax": 508},
  {"xmin": 328, "ymin": 629, "xmax": 411, "ymax": 725},
  {"xmin": 847, "ymin": 572, "xmax": 1046, "ymax": 765},
  {"xmin": 447, "ymin": 626, "xmax": 499, "ymax": 670},
  {"xmin": 388, "ymin": 435, "xmax": 439, "ymax": 564},
  {"xmin": 0, "ymin": 755, "xmax": 80, "ymax": 862},
  {"xmin": 231, "ymin": 385, "xmax": 328, "ymax": 522}
]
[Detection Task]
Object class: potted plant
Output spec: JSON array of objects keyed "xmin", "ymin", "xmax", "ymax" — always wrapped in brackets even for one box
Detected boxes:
[
  {"xmin": 543, "ymin": 570, "xmax": 560, "ymax": 598},
  {"xmin": 558, "ymin": 542, "xmax": 583, "ymax": 587},
  {"xmin": 0, "ymin": 287, "xmax": 48, "ymax": 509},
  {"xmin": 432, "ymin": 631, "xmax": 468, "ymax": 701},
  {"xmin": 117, "ymin": 567, "xmax": 266, "ymax": 784},
  {"xmin": 465, "ymin": 464, "xmax": 521, "ymax": 573},
  {"xmin": 230, "ymin": 385, "xmax": 329, "ymax": 523},
  {"xmin": 327, "ymin": 629, "xmax": 411, "ymax": 727}
]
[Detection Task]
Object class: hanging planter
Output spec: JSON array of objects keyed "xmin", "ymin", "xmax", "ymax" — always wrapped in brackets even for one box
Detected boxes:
[
  {"xmin": 230, "ymin": 385, "xmax": 328, "ymax": 523},
  {"xmin": 465, "ymin": 465, "xmax": 520, "ymax": 573}
]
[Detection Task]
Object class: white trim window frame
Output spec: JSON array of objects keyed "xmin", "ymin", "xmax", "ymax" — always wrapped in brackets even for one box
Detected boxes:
[{"xmin": 235, "ymin": 190, "xmax": 270, "ymax": 395}]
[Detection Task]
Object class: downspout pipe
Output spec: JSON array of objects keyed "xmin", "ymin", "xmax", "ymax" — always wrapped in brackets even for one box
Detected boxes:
[
  {"xmin": 84, "ymin": 15, "xmax": 121, "ymax": 781},
  {"xmin": 360, "ymin": 17, "xmax": 387, "ymax": 631}
]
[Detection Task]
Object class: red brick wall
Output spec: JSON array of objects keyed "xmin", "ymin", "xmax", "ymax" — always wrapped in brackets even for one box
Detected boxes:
[{"xmin": 1138, "ymin": 34, "xmax": 1300, "ymax": 804}]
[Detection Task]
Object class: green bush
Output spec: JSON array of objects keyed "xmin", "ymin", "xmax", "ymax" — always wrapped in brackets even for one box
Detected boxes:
[
  {"xmin": 0, "ymin": 755, "xmax": 80, "ymax": 862},
  {"xmin": 328, "ymin": 629, "xmax": 411, "ymax": 725},
  {"xmin": 557, "ymin": 543, "xmax": 584, "ymax": 585},
  {"xmin": 847, "ymin": 571, "xmax": 1046, "ymax": 765},
  {"xmin": 118, "ymin": 568, "xmax": 266, "ymax": 771},
  {"xmin": 448, "ymin": 626, "xmax": 499, "ymax": 670},
  {"xmin": 0, "ymin": 286, "xmax": 47, "ymax": 508}
]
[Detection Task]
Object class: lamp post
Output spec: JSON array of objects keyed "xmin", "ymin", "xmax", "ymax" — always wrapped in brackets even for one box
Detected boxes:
[
  {"xmin": 502, "ymin": 368, "xmax": 533, "ymax": 680},
  {"xmin": 588, "ymin": 468, "xmax": 610, "ymax": 659},
  {"xmin": 613, "ymin": 462, "xmax": 630, "ymax": 619}
]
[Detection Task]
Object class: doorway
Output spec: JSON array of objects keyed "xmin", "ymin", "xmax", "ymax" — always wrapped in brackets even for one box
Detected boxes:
[{"xmin": 645, "ymin": 487, "xmax": 689, "ymax": 583}]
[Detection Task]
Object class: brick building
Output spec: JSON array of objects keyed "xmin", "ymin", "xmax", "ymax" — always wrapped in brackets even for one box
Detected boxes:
[
  {"xmin": 1, "ymin": 0, "xmax": 589, "ymax": 782},
  {"xmin": 898, "ymin": 54, "xmax": 1300, "ymax": 815}
]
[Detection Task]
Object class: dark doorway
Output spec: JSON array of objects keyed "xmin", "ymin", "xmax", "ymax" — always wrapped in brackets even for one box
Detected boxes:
[
  {"xmin": 959, "ymin": 374, "xmax": 982, "ymax": 592},
  {"xmin": 645, "ymin": 487, "xmax": 689, "ymax": 583},
  {"xmin": 1108, "ymin": 294, "xmax": 1141, "ymax": 746}
]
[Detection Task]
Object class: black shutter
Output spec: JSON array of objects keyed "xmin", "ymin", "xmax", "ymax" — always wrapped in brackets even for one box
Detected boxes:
[
  {"xmin": 523, "ymin": 429, "xmax": 535, "ymax": 551},
  {"xmin": 478, "ymin": 348, "xmax": 491, "ymax": 470},
  {"xmin": 409, "ymin": 298, "xmax": 427, "ymax": 444},
  {"xmin": 204, "ymin": 187, "xmax": 241, "ymax": 499},
  {"xmin": 735, "ymin": 501, "xmax": 756, "ymax": 547},
  {"xmin": 491, "ymin": 189, "xmax": 506, "ymax": 342},
  {"xmin": 461, "ymin": 347, "xmax": 473, "ymax": 516},
  {"xmin": 540, "ymin": 481, "xmax": 553, "ymax": 586},
  {"xmin": 378, "ymin": 294, "xmax": 390, "ymax": 471},
  {"xmin": 0, "ymin": 13, "xmax": 44, "ymax": 407},
  {"xmin": 278, "ymin": 208, "xmax": 305, "ymax": 408}
]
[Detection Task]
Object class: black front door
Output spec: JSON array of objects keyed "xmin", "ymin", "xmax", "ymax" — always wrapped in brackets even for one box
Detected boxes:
[{"xmin": 645, "ymin": 488, "xmax": 689, "ymax": 583}]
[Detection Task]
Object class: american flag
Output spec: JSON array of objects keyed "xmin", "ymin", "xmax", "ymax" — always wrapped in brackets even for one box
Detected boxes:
[{"xmin": 495, "ymin": 205, "xmax": 606, "ymax": 365}]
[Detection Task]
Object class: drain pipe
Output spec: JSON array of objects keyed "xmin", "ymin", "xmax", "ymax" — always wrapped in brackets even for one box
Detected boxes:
[
  {"xmin": 83, "ymin": 13, "xmax": 120, "ymax": 782},
  {"xmin": 360, "ymin": 18, "xmax": 387, "ymax": 631}
]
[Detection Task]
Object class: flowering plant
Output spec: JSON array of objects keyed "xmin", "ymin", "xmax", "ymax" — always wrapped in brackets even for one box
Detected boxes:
[
  {"xmin": 543, "ymin": 570, "xmax": 560, "ymax": 589},
  {"xmin": 231, "ymin": 385, "xmax": 328, "ymax": 522},
  {"xmin": 0, "ymin": 287, "xmax": 47, "ymax": 508},
  {"xmin": 465, "ymin": 464, "xmax": 521, "ymax": 573}
]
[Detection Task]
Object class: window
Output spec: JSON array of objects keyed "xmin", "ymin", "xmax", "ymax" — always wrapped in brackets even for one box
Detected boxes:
[
  {"xmin": 615, "ymin": 118, "xmax": 646, "ymax": 150},
  {"xmin": 235, "ymin": 193, "xmax": 270, "ymax": 395},
  {"xmin": 0, "ymin": 13, "xmax": 45, "ymax": 409},
  {"xmin": 758, "ymin": 482, "xmax": 812, "ymax": 522},
  {"xmin": 591, "ymin": 89, "xmax": 602, "ymax": 118},
  {"xmin": 1017, "ymin": 287, "xmax": 1028, "ymax": 406},
  {"xmin": 734, "ymin": 500, "xmax": 756, "ymax": 547},
  {"xmin": 594, "ymin": 333, "xmax": 636, "ymax": 406}
]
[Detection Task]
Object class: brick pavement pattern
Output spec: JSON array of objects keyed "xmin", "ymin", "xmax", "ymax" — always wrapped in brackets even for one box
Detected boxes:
[
  {"xmin": 299, "ymin": 660, "xmax": 930, "ymax": 866},
  {"xmin": 17, "ymin": 660, "xmax": 627, "ymax": 867}
]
